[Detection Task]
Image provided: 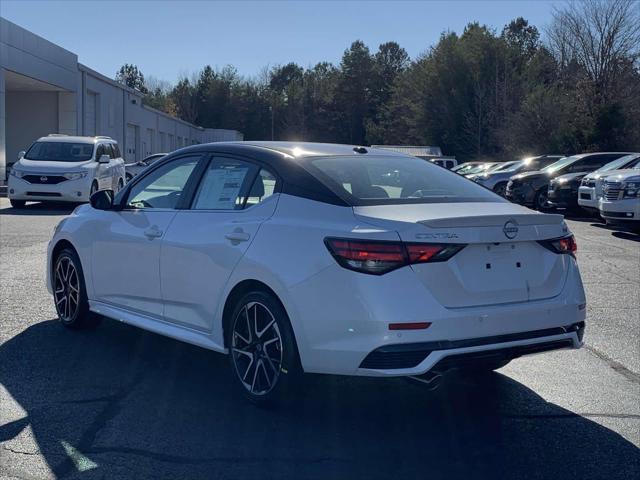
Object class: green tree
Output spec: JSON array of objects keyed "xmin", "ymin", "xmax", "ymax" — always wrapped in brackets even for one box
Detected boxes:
[{"xmin": 115, "ymin": 64, "xmax": 148, "ymax": 94}]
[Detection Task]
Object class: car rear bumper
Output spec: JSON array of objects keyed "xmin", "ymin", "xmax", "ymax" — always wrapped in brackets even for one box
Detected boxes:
[
  {"xmin": 288, "ymin": 260, "xmax": 587, "ymax": 377},
  {"xmin": 8, "ymin": 176, "xmax": 91, "ymax": 202},
  {"xmin": 358, "ymin": 322, "xmax": 584, "ymax": 374}
]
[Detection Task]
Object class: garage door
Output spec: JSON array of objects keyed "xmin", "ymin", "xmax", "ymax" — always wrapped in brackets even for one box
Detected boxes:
[
  {"xmin": 85, "ymin": 92, "xmax": 97, "ymax": 136},
  {"xmin": 126, "ymin": 124, "xmax": 138, "ymax": 162}
]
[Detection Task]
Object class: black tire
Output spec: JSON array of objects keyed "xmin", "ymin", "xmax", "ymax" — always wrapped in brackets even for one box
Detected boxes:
[
  {"xmin": 53, "ymin": 248, "xmax": 97, "ymax": 329},
  {"xmin": 534, "ymin": 188, "xmax": 549, "ymax": 210},
  {"xmin": 493, "ymin": 182, "xmax": 507, "ymax": 197},
  {"xmin": 10, "ymin": 199, "xmax": 26, "ymax": 209},
  {"xmin": 90, "ymin": 181, "xmax": 99, "ymax": 196},
  {"xmin": 226, "ymin": 290, "xmax": 301, "ymax": 406},
  {"xmin": 117, "ymin": 178, "xmax": 124, "ymax": 192}
]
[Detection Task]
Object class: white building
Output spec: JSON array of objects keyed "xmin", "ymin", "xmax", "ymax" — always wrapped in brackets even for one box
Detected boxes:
[{"xmin": 0, "ymin": 17, "xmax": 243, "ymax": 181}]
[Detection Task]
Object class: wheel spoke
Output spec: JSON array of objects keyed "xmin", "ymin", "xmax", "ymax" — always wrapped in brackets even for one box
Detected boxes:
[
  {"xmin": 256, "ymin": 319, "xmax": 275, "ymax": 339},
  {"xmin": 232, "ymin": 347, "xmax": 253, "ymax": 359},
  {"xmin": 259, "ymin": 361, "xmax": 271, "ymax": 388},
  {"xmin": 243, "ymin": 305, "xmax": 252, "ymax": 343},
  {"xmin": 264, "ymin": 352, "xmax": 278, "ymax": 375},
  {"xmin": 56, "ymin": 295, "xmax": 66, "ymax": 307},
  {"xmin": 234, "ymin": 330, "xmax": 250, "ymax": 346},
  {"xmin": 251, "ymin": 359, "xmax": 260, "ymax": 392}
]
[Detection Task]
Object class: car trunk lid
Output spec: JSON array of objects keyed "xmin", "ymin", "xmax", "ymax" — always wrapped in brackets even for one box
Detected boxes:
[{"xmin": 354, "ymin": 202, "xmax": 570, "ymax": 308}]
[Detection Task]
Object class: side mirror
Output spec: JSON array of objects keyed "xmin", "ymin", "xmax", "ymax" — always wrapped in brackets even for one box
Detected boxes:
[
  {"xmin": 18, "ymin": 150, "xmax": 26, "ymax": 160},
  {"xmin": 98, "ymin": 154, "xmax": 110, "ymax": 164},
  {"xmin": 90, "ymin": 189, "xmax": 114, "ymax": 210}
]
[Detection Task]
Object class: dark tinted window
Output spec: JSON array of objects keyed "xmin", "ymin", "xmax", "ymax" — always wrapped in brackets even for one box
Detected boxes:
[
  {"xmin": 24, "ymin": 141, "xmax": 94, "ymax": 162},
  {"xmin": 306, "ymin": 155, "xmax": 502, "ymax": 206},
  {"xmin": 112, "ymin": 144, "xmax": 122, "ymax": 158},
  {"xmin": 568, "ymin": 154, "xmax": 623, "ymax": 172},
  {"xmin": 95, "ymin": 144, "xmax": 106, "ymax": 160}
]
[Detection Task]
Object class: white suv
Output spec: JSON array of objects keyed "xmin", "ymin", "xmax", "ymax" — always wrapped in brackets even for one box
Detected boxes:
[
  {"xmin": 8, "ymin": 135, "xmax": 126, "ymax": 208},
  {"xmin": 598, "ymin": 166, "xmax": 640, "ymax": 228}
]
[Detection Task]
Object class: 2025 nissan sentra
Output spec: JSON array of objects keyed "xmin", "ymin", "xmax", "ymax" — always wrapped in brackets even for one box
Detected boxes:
[{"xmin": 47, "ymin": 142, "xmax": 586, "ymax": 403}]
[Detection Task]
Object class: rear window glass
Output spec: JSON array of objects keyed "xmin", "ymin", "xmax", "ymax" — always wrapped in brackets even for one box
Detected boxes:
[
  {"xmin": 306, "ymin": 155, "xmax": 503, "ymax": 205},
  {"xmin": 25, "ymin": 142, "xmax": 94, "ymax": 162}
]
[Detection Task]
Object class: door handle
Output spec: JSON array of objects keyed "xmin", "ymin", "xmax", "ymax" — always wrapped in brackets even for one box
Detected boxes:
[
  {"xmin": 144, "ymin": 225, "xmax": 163, "ymax": 239},
  {"xmin": 225, "ymin": 231, "xmax": 250, "ymax": 243}
]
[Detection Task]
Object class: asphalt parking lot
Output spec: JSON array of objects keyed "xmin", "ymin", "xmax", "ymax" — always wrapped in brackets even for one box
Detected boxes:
[{"xmin": 0, "ymin": 198, "xmax": 638, "ymax": 480}]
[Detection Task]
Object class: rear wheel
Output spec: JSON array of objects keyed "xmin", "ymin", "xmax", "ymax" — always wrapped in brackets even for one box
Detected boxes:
[
  {"xmin": 10, "ymin": 199, "xmax": 26, "ymax": 209},
  {"xmin": 53, "ymin": 248, "xmax": 96, "ymax": 329},
  {"xmin": 227, "ymin": 290, "xmax": 301, "ymax": 405}
]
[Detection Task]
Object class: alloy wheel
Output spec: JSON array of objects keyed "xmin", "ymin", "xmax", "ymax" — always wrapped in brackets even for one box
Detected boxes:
[
  {"xmin": 231, "ymin": 301, "xmax": 283, "ymax": 396},
  {"xmin": 54, "ymin": 256, "xmax": 80, "ymax": 322}
]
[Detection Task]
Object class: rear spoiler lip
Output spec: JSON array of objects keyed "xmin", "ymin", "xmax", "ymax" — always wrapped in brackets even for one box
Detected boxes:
[{"xmin": 418, "ymin": 213, "xmax": 565, "ymax": 228}]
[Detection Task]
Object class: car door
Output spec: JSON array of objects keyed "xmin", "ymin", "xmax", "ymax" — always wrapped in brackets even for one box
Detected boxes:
[
  {"xmin": 160, "ymin": 156, "xmax": 280, "ymax": 331},
  {"xmin": 91, "ymin": 154, "xmax": 204, "ymax": 317}
]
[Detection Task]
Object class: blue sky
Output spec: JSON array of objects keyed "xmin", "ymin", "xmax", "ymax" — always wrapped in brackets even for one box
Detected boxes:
[{"xmin": 1, "ymin": 0, "xmax": 559, "ymax": 83}]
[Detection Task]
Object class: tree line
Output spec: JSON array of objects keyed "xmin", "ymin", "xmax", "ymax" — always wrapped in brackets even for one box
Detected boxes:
[{"xmin": 116, "ymin": 0, "xmax": 640, "ymax": 161}]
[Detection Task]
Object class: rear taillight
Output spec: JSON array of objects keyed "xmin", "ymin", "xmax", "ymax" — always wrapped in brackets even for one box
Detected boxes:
[
  {"xmin": 538, "ymin": 234, "xmax": 577, "ymax": 257},
  {"xmin": 324, "ymin": 237, "xmax": 465, "ymax": 275}
]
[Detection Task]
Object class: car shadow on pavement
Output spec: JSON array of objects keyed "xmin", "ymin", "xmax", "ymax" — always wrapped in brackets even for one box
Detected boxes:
[
  {"xmin": 0, "ymin": 202, "xmax": 78, "ymax": 216},
  {"xmin": 1, "ymin": 318, "xmax": 638, "ymax": 480}
]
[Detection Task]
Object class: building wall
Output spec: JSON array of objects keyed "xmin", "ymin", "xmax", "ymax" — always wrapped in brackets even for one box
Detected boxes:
[
  {"xmin": 0, "ymin": 69, "xmax": 5, "ymax": 178},
  {"xmin": 6, "ymin": 91, "xmax": 58, "ymax": 168},
  {"xmin": 0, "ymin": 17, "xmax": 243, "ymax": 181}
]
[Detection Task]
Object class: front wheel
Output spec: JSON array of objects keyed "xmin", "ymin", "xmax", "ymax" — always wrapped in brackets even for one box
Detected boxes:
[
  {"xmin": 493, "ymin": 182, "xmax": 507, "ymax": 197},
  {"xmin": 534, "ymin": 188, "xmax": 549, "ymax": 210},
  {"xmin": 53, "ymin": 248, "xmax": 96, "ymax": 329},
  {"xmin": 227, "ymin": 290, "xmax": 301, "ymax": 405},
  {"xmin": 90, "ymin": 181, "xmax": 99, "ymax": 197}
]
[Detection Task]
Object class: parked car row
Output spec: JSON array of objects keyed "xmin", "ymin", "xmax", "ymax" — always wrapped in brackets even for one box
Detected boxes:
[
  {"xmin": 504, "ymin": 152, "xmax": 639, "ymax": 227},
  {"xmin": 7, "ymin": 134, "xmax": 166, "ymax": 208},
  {"xmin": 452, "ymin": 152, "xmax": 640, "ymax": 229}
]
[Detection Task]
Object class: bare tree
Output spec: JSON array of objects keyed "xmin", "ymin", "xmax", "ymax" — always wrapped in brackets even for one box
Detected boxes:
[{"xmin": 547, "ymin": 0, "xmax": 640, "ymax": 101}]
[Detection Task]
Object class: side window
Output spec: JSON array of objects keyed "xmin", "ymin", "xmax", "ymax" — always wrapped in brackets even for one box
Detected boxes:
[
  {"xmin": 245, "ymin": 169, "xmax": 278, "ymax": 207},
  {"xmin": 127, "ymin": 156, "xmax": 200, "ymax": 209},
  {"xmin": 112, "ymin": 144, "xmax": 121, "ymax": 158},
  {"xmin": 95, "ymin": 144, "xmax": 105, "ymax": 160},
  {"xmin": 105, "ymin": 144, "xmax": 115, "ymax": 158},
  {"xmin": 192, "ymin": 157, "xmax": 255, "ymax": 210}
]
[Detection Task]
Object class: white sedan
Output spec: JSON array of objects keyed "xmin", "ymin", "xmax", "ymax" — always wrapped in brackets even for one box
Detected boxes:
[{"xmin": 47, "ymin": 142, "xmax": 587, "ymax": 404}]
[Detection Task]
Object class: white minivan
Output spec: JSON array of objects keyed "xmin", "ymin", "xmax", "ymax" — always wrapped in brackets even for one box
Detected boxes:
[{"xmin": 8, "ymin": 135, "xmax": 126, "ymax": 208}]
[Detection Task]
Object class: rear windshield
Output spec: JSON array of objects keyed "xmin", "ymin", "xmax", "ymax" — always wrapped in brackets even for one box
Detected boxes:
[
  {"xmin": 307, "ymin": 155, "xmax": 504, "ymax": 205},
  {"xmin": 24, "ymin": 142, "xmax": 95, "ymax": 162}
]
